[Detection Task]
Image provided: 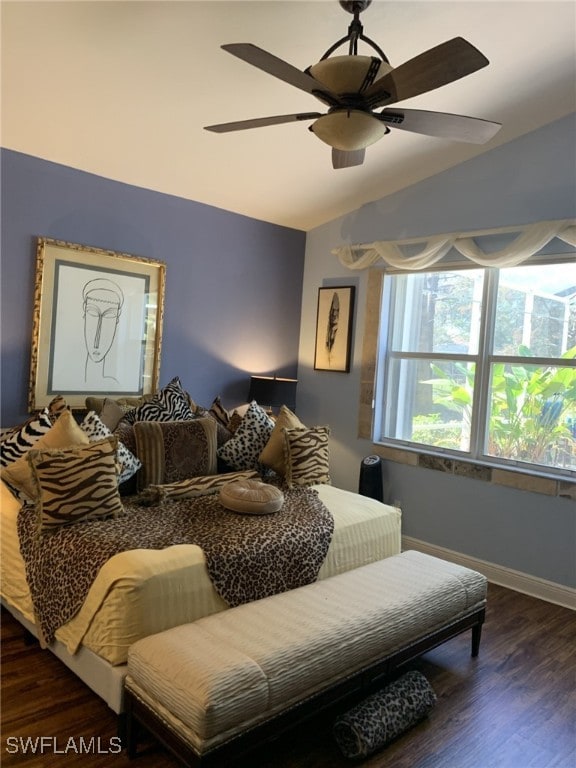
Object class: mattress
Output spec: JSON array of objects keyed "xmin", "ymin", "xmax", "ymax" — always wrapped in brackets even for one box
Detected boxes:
[{"xmin": 0, "ymin": 480, "xmax": 401, "ymax": 666}]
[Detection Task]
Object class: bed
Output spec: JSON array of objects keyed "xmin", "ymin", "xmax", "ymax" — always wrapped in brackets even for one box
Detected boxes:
[{"xmin": 0, "ymin": 478, "xmax": 401, "ymax": 713}]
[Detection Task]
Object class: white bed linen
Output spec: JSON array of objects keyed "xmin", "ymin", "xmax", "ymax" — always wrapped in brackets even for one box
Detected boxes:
[{"xmin": 1, "ymin": 480, "xmax": 401, "ymax": 665}]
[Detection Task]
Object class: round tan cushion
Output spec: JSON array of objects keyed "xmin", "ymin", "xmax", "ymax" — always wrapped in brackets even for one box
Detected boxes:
[{"xmin": 219, "ymin": 479, "xmax": 284, "ymax": 515}]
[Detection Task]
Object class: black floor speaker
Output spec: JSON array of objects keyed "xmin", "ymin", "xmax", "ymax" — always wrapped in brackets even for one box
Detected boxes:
[{"xmin": 359, "ymin": 455, "xmax": 383, "ymax": 502}]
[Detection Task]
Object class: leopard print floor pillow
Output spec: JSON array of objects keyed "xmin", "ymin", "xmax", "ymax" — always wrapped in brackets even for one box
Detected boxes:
[{"xmin": 333, "ymin": 670, "xmax": 437, "ymax": 760}]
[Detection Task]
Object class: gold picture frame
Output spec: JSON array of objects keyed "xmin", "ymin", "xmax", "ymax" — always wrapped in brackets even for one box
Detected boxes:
[
  {"xmin": 314, "ymin": 286, "xmax": 355, "ymax": 372},
  {"xmin": 29, "ymin": 237, "xmax": 166, "ymax": 410}
]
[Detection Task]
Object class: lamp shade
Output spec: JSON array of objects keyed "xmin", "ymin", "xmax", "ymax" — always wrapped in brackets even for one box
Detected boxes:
[
  {"xmin": 248, "ymin": 376, "xmax": 297, "ymax": 410},
  {"xmin": 310, "ymin": 110, "xmax": 386, "ymax": 151},
  {"xmin": 308, "ymin": 55, "xmax": 392, "ymax": 95}
]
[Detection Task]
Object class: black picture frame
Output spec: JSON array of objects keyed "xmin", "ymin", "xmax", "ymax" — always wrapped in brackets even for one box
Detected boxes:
[{"xmin": 314, "ymin": 286, "xmax": 355, "ymax": 372}]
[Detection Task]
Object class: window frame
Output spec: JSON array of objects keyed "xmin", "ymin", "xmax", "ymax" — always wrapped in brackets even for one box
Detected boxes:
[{"xmin": 373, "ymin": 256, "xmax": 576, "ymax": 482}]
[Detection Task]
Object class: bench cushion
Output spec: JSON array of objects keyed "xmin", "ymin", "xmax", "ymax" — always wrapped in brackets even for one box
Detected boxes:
[{"xmin": 126, "ymin": 550, "xmax": 486, "ymax": 754}]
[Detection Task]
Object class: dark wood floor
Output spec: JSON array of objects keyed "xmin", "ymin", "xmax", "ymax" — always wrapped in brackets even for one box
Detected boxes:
[{"xmin": 1, "ymin": 584, "xmax": 575, "ymax": 768}]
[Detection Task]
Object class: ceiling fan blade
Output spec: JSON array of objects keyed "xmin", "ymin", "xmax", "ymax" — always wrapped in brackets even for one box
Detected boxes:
[
  {"xmin": 332, "ymin": 148, "xmax": 366, "ymax": 169},
  {"xmin": 379, "ymin": 108, "xmax": 501, "ymax": 144},
  {"xmin": 205, "ymin": 112, "xmax": 323, "ymax": 133},
  {"xmin": 365, "ymin": 37, "xmax": 490, "ymax": 108},
  {"xmin": 222, "ymin": 43, "xmax": 340, "ymax": 106}
]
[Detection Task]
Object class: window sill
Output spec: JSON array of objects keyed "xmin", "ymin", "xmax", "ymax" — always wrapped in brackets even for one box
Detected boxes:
[{"xmin": 371, "ymin": 443, "xmax": 576, "ymax": 501}]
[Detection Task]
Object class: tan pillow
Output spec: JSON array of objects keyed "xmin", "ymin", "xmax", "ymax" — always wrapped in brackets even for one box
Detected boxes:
[
  {"xmin": 259, "ymin": 405, "xmax": 306, "ymax": 476},
  {"xmin": 84, "ymin": 395, "xmax": 153, "ymax": 416},
  {"xmin": 2, "ymin": 410, "xmax": 90, "ymax": 500},
  {"xmin": 27, "ymin": 437, "xmax": 124, "ymax": 536},
  {"xmin": 219, "ymin": 478, "xmax": 284, "ymax": 515},
  {"xmin": 283, "ymin": 426, "xmax": 331, "ymax": 488}
]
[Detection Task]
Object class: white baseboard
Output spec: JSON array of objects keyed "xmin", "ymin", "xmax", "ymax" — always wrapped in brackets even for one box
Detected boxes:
[{"xmin": 402, "ymin": 536, "xmax": 576, "ymax": 610}]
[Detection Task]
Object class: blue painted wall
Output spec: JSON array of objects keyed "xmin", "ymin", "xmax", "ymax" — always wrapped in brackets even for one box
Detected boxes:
[
  {"xmin": 298, "ymin": 114, "xmax": 576, "ymax": 589},
  {"xmin": 1, "ymin": 149, "xmax": 306, "ymax": 425}
]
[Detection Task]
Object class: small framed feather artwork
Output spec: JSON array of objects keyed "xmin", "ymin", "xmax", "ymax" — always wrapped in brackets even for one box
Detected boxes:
[{"xmin": 314, "ymin": 286, "xmax": 355, "ymax": 372}]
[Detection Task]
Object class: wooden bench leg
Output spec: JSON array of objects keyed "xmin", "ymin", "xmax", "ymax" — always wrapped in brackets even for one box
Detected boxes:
[
  {"xmin": 124, "ymin": 691, "xmax": 139, "ymax": 759},
  {"xmin": 116, "ymin": 713, "xmax": 127, "ymax": 747},
  {"xmin": 471, "ymin": 611, "xmax": 485, "ymax": 657}
]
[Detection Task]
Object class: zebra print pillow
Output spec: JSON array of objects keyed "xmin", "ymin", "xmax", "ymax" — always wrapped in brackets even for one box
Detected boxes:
[
  {"xmin": 209, "ymin": 396, "xmax": 231, "ymax": 427},
  {"xmin": 137, "ymin": 469, "xmax": 259, "ymax": 506},
  {"xmin": 0, "ymin": 396, "xmax": 70, "ymax": 470},
  {"xmin": 283, "ymin": 426, "xmax": 331, "ymax": 488},
  {"xmin": 27, "ymin": 437, "xmax": 124, "ymax": 536},
  {"xmin": 2, "ymin": 410, "xmax": 90, "ymax": 500},
  {"xmin": 0, "ymin": 408, "xmax": 53, "ymax": 469},
  {"xmin": 126, "ymin": 376, "xmax": 195, "ymax": 423}
]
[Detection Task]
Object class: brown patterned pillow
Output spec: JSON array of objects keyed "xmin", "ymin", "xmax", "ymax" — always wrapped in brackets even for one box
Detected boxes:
[
  {"xmin": 283, "ymin": 426, "xmax": 331, "ymax": 488},
  {"xmin": 193, "ymin": 405, "xmax": 233, "ymax": 447},
  {"xmin": 228, "ymin": 411, "xmax": 244, "ymax": 434},
  {"xmin": 27, "ymin": 437, "xmax": 124, "ymax": 536},
  {"xmin": 133, "ymin": 418, "xmax": 217, "ymax": 490}
]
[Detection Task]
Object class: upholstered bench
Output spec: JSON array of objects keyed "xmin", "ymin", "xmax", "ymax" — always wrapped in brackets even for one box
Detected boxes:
[{"xmin": 124, "ymin": 551, "xmax": 487, "ymax": 766}]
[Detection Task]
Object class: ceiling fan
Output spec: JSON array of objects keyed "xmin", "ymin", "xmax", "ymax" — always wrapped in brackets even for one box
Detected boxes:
[{"xmin": 204, "ymin": 0, "xmax": 502, "ymax": 169}]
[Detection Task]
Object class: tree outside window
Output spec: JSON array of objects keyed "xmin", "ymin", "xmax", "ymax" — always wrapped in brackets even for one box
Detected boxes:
[{"xmin": 377, "ymin": 261, "xmax": 576, "ymax": 475}]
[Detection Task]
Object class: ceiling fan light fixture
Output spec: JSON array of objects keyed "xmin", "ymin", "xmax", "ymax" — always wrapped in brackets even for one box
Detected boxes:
[
  {"xmin": 310, "ymin": 109, "xmax": 386, "ymax": 150},
  {"xmin": 309, "ymin": 55, "xmax": 391, "ymax": 94}
]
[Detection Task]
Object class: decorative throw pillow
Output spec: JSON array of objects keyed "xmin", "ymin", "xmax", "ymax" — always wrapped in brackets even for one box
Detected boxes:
[
  {"xmin": 138, "ymin": 469, "xmax": 260, "ymax": 505},
  {"xmin": 97, "ymin": 399, "xmax": 128, "ymax": 432},
  {"xmin": 193, "ymin": 404, "xmax": 233, "ymax": 447},
  {"xmin": 283, "ymin": 426, "xmax": 331, "ymax": 488},
  {"xmin": 2, "ymin": 410, "xmax": 90, "ymax": 500},
  {"xmin": 260, "ymin": 405, "xmax": 306, "ymax": 476},
  {"xmin": 86, "ymin": 394, "xmax": 146, "ymax": 414},
  {"xmin": 27, "ymin": 437, "xmax": 124, "ymax": 536},
  {"xmin": 219, "ymin": 478, "xmax": 284, "ymax": 515},
  {"xmin": 0, "ymin": 408, "xmax": 53, "ymax": 468},
  {"xmin": 333, "ymin": 670, "xmax": 437, "ymax": 760},
  {"xmin": 133, "ymin": 417, "xmax": 218, "ymax": 489},
  {"xmin": 47, "ymin": 395, "xmax": 69, "ymax": 424},
  {"xmin": 113, "ymin": 419, "xmax": 138, "ymax": 454},
  {"xmin": 209, "ymin": 396, "xmax": 231, "ymax": 428},
  {"xmin": 228, "ymin": 411, "xmax": 245, "ymax": 434},
  {"xmin": 217, "ymin": 401, "xmax": 274, "ymax": 471},
  {"xmin": 80, "ymin": 411, "xmax": 141, "ymax": 484},
  {"xmin": 0, "ymin": 395, "xmax": 69, "ymax": 470},
  {"xmin": 128, "ymin": 377, "xmax": 195, "ymax": 422}
]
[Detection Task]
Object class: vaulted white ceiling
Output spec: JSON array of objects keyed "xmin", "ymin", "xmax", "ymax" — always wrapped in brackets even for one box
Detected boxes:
[{"xmin": 2, "ymin": 1, "xmax": 575, "ymax": 230}]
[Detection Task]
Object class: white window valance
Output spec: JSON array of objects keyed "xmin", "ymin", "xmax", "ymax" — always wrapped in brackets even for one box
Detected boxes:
[{"xmin": 334, "ymin": 219, "xmax": 576, "ymax": 271}]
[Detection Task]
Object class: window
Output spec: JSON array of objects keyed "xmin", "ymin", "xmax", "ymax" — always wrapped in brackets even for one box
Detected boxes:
[{"xmin": 374, "ymin": 260, "xmax": 576, "ymax": 477}]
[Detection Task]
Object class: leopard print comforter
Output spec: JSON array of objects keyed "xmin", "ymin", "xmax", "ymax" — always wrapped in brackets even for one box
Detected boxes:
[{"xmin": 17, "ymin": 485, "xmax": 334, "ymax": 648}]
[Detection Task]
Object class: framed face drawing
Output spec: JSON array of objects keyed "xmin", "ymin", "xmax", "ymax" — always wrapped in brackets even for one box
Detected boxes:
[
  {"xmin": 314, "ymin": 286, "xmax": 355, "ymax": 372},
  {"xmin": 29, "ymin": 237, "xmax": 166, "ymax": 410}
]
